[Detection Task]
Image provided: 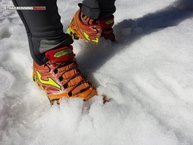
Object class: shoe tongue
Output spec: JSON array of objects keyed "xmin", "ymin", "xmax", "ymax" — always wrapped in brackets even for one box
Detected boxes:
[{"xmin": 45, "ymin": 46, "xmax": 75, "ymax": 63}]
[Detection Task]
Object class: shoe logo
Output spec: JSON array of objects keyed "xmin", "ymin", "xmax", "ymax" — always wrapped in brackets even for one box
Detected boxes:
[
  {"xmin": 105, "ymin": 19, "xmax": 114, "ymax": 25},
  {"xmin": 36, "ymin": 71, "xmax": 61, "ymax": 89},
  {"xmin": 83, "ymin": 32, "xmax": 99, "ymax": 43},
  {"xmin": 54, "ymin": 49, "xmax": 72, "ymax": 58}
]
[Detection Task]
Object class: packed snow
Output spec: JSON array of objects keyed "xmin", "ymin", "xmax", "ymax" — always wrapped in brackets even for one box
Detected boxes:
[{"xmin": 0, "ymin": 0, "xmax": 193, "ymax": 145}]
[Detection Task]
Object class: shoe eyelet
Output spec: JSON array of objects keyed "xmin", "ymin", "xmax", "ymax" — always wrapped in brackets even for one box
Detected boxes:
[
  {"xmin": 63, "ymin": 83, "xmax": 68, "ymax": 89},
  {"xmin": 68, "ymin": 92, "xmax": 72, "ymax": 97},
  {"xmin": 53, "ymin": 69, "xmax": 58, "ymax": 74},
  {"xmin": 59, "ymin": 76, "xmax": 63, "ymax": 81}
]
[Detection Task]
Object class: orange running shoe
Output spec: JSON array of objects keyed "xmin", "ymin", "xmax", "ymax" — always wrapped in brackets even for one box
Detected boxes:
[
  {"xmin": 67, "ymin": 10, "xmax": 101, "ymax": 43},
  {"xmin": 32, "ymin": 45, "xmax": 97, "ymax": 104},
  {"xmin": 67, "ymin": 10, "xmax": 115, "ymax": 43}
]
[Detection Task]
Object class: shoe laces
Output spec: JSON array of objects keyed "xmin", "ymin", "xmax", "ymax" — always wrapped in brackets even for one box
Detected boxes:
[
  {"xmin": 81, "ymin": 13, "xmax": 98, "ymax": 25},
  {"xmin": 50, "ymin": 60, "xmax": 91, "ymax": 96}
]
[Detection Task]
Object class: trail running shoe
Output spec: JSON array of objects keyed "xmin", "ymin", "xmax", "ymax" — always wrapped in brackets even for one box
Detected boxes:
[
  {"xmin": 32, "ymin": 45, "xmax": 97, "ymax": 104},
  {"xmin": 67, "ymin": 10, "xmax": 115, "ymax": 43}
]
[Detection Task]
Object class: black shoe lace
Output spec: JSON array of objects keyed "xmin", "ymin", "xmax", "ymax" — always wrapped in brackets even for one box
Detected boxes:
[{"xmin": 52, "ymin": 60, "xmax": 91, "ymax": 96}]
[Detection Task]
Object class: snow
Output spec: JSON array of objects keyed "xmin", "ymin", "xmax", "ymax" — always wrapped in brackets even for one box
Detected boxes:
[{"xmin": 0, "ymin": 0, "xmax": 193, "ymax": 145}]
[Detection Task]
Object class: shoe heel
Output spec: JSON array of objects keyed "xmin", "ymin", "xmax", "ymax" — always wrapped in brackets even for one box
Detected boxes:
[
  {"xmin": 67, "ymin": 27, "xmax": 79, "ymax": 40},
  {"xmin": 32, "ymin": 72, "xmax": 36, "ymax": 82}
]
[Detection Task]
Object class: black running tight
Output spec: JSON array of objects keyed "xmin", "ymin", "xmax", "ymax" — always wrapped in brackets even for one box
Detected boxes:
[{"xmin": 12, "ymin": 0, "xmax": 116, "ymax": 64}]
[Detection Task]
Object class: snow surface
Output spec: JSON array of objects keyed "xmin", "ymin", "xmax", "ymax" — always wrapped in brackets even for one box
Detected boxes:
[{"xmin": 1, "ymin": 0, "xmax": 193, "ymax": 145}]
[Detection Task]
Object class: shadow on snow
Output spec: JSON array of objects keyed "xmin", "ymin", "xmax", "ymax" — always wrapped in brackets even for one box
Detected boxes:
[{"xmin": 77, "ymin": 0, "xmax": 193, "ymax": 84}]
